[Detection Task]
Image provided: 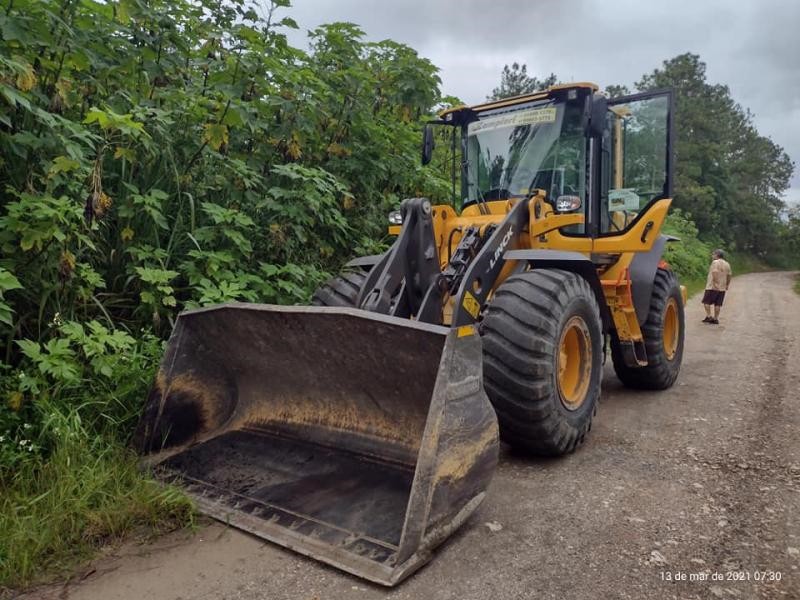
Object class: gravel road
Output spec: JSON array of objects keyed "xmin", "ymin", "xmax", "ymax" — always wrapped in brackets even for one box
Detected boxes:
[{"xmin": 26, "ymin": 271, "xmax": 800, "ymax": 600}]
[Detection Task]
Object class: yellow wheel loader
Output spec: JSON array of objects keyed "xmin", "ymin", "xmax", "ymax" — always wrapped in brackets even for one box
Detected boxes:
[{"xmin": 135, "ymin": 82, "xmax": 685, "ymax": 585}]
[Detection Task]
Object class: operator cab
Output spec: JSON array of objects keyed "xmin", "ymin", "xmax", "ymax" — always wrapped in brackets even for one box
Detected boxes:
[{"xmin": 427, "ymin": 82, "xmax": 674, "ymax": 240}]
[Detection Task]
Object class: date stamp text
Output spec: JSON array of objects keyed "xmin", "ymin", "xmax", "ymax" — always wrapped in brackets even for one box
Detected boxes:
[{"xmin": 661, "ymin": 570, "xmax": 783, "ymax": 583}]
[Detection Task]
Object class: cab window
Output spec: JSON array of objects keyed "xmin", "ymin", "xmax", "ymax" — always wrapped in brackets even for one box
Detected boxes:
[{"xmin": 600, "ymin": 94, "xmax": 670, "ymax": 234}]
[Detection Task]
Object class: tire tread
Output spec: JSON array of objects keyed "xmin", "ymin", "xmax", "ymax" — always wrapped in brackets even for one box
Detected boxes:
[
  {"xmin": 311, "ymin": 270, "xmax": 368, "ymax": 307},
  {"xmin": 481, "ymin": 269, "xmax": 603, "ymax": 456},
  {"xmin": 611, "ymin": 268, "xmax": 684, "ymax": 390}
]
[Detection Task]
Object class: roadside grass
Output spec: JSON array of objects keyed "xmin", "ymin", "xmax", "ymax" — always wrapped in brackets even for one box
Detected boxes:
[
  {"xmin": 0, "ymin": 407, "xmax": 194, "ymax": 592},
  {"xmin": 681, "ymin": 276, "xmax": 706, "ymax": 298},
  {"xmin": 679, "ymin": 252, "xmax": 771, "ymax": 299},
  {"xmin": 728, "ymin": 252, "xmax": 770, "ymax": 277},
  {"xmin": 794, "ymin": 274, "xmax": 800, "ymax": 296}
]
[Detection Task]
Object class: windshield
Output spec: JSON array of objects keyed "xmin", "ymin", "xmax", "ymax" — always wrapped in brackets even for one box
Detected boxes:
[{"xmin": 465, "ymin": 100, "xmax": 586, "ymax": 206}]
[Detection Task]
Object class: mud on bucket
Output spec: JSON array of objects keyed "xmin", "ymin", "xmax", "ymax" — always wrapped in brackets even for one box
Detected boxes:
[{"xmin": 134, "ymin": 303, "xmax": 498, "ymax": 586}]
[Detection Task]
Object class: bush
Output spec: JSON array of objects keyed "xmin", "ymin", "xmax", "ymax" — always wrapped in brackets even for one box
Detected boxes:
[
  {"xmin": 1, "ymin": 320, "xmax": 163, "ymax": 466},
  {"xmin": 662, "ymin": 209, "xmax": 712, "ymax": 293},
  {"xmin": 0, "ymin": 322, "xmax": 192, "ymax": 591},
  {"xmin": 0, "ymin": 319, "xmax": 196, "ymax": 591},
  {"xmin": 0, "ymin": 0, "xmax": 448, "ymax": 589}
]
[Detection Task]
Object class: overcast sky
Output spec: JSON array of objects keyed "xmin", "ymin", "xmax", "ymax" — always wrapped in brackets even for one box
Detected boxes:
[{"xmin": 278, "ymin": 0, "xmax": 800, "ymax": 207}]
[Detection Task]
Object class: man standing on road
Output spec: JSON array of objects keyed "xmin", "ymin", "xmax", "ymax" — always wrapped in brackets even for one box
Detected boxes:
[{"xmin": 702, "ymin": 249, "xmax": 732, "ymax": 324}]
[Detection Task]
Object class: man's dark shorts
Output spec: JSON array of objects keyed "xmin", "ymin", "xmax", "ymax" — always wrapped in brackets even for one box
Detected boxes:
[{"xmin": 702, "ymin": 289, "xmax": 726, "ymax": 306}]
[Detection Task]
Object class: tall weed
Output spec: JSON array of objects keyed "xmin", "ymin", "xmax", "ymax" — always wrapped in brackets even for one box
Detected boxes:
[{"xmin": 0, "ymin": 403, "xmax": 192, "ymax": 589}]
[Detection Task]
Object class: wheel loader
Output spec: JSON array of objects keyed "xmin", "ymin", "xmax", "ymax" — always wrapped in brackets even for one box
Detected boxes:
[{"xmin": 134, "ymin": 82, "xmax": 685, "ymax": 585}]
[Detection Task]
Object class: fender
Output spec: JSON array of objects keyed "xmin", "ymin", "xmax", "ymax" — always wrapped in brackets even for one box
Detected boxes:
[
  {"xmin": 503, "ymin": 249, "xmax": 611, "ymax": 330},
  {"xmin": 629, "ymin": 235, "xmax": 673, "ymax": 323}
]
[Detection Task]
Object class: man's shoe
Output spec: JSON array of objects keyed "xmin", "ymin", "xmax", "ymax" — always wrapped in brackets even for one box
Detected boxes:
[
  {"xmin": 702, "ymin": 316, "xmax": 712, "ymax": 323},
  {"xmin": 710, "ymin": 318, "xmax": 719, "ymax": 325}
]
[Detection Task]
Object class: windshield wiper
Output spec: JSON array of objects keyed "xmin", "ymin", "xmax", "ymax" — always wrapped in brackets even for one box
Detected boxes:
[
  {"xmin": 464, "ymin": 158, "xmax": 489, "ymax": 215},
  {"xmin": 467, "ymin": 182, "xmax": 490, "ymax": 214}
]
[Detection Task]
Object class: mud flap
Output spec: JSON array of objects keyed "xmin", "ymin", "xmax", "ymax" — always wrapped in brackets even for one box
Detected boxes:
[{"xmin": 134, "ymin": 304, "xmax": 498, "ymax": 586}]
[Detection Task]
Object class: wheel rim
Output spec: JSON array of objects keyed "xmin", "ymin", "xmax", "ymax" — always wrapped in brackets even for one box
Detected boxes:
[
  {"xmin": 557, "ymin": 316, "xmax": 592, "ymax": 411},
  {"xmin": 662, "ymin": 297, "xmax": 679, "ymax": 361}
]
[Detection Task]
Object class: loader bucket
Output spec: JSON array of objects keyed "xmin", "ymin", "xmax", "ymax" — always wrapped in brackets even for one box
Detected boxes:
[{"xmin": 134, "ymin": 304, "xmax": 498, "ymax": 586}]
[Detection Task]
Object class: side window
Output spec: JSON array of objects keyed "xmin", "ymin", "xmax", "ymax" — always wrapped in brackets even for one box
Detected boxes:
[{"xmin": 600, "ymin": 93, "xmax": 671, "ymax": 234}]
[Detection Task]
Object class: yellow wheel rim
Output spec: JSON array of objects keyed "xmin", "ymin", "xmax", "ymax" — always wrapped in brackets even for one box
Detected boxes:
[
  {"xmin": 662, "ymin": 297, "xmax": 679, "ymax": 361},
  {"xmin": 557, "ymin": 316, "xmax": 592, "ymax": 411}
]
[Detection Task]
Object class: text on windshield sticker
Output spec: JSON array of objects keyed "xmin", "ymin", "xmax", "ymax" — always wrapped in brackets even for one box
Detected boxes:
[{"xmin": 468, "ymin": 107, "xmax": 557, "ymax": 136}]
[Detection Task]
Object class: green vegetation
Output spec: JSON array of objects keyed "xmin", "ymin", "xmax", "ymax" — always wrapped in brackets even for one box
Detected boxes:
[
  {"xmin": 660, "ymin": 210, "xmax": 771, "ymax": 297},
  {"xmin": 661, "ymin": 209, "xmax": 712, "ymax": 296},
  {"xmin": 615, "ymin": 54, "xmax": 799, "ymax": 290},
  {"xmin": 0, "ymin": 0, "xmax": 795, "ymax": 591},
  {"xmin": 0, "ymin": 319, "xmax": 192, "ymax": 589},
  {"xmin": 727, "ymin": 252, "xmax": 770, "ymax": 277},
  {"xmin": 0, "ymin": 404, "xmax": 193, "ymax": 588},
  {"xmin": 0, "ymin": 0, "xmax": 445, "ymax": 589},
  {"xmin": 781, "ymin": 208, "xmax": 800, "ymax": 270}
]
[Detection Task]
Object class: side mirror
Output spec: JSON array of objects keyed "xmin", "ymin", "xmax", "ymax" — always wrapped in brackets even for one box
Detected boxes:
[
  {"xmin": 587, "ymin": 95, "xmax": 608, "ymax": 138},
  {"xmin": 421, "ymin": 124, "xmax": 435, "ymax": 165}
]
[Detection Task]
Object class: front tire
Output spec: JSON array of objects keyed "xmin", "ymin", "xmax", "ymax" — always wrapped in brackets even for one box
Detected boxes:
[
  {"xmin": 480, "ymin": 269, "xmax": 603, "ymax": 456},
  {"xmin": 311, "ymin": 270, "xmax": 367, "ymax": 307},
  {"xmin": 611, "ymin": 268, "xmax": 684, "ymax": 389}
]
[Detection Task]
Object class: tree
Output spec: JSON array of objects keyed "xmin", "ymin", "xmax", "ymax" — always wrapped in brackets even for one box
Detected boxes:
[
  {"xmin": 488, "ymin": 63, "xmax": 557, "ymax": 100},
  {"xmin": 781, "ymin": 206, "xmax": 800, "ymax": 267},
  {"xmin": 604, "ymin": 84, "xmax": 630, "ymax": 99},
  {"xmin": 636, "ymin": 53, "xmax": 794, "ymax": 254}
]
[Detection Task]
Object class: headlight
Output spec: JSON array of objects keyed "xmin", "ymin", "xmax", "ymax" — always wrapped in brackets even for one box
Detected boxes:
[
  {"xmin": 555, "ymin": 195, "xmax": 582, "ymax": 212},
  {"xmin": 388, "ymin": 210, "xmax": 403, "ymax": 225}
]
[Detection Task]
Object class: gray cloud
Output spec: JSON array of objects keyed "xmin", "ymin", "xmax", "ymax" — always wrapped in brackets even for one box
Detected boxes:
[{"xmin": 281, "ymin": 0, "xmax": 799, "ymax": 203}]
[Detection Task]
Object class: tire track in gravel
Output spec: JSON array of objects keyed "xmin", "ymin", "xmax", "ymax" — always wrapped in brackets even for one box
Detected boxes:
[{"xmin": 680, "ymin": 282, "xmax": 799, "ymax": 599}]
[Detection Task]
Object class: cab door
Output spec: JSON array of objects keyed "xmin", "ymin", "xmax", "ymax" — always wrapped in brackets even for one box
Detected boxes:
[{"xmin": 596, "ymin": 89, "xmax": 675, "ymax": 241}]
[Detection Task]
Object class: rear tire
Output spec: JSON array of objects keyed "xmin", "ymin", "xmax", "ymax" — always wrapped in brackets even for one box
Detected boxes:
[
  {"xmin": 311, "ymin": 270, "xmax": 367, "ymax": 307},
  {"xmin": 480, "ymin": 269, "xmax": 603, "ymax": 456},
  {"xmin": 611, "ymin": 268, "xmax": 684, "ymax": 389}
]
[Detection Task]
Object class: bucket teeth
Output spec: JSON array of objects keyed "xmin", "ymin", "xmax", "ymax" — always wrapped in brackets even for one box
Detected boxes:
[{"xmin": 288, "ymin": 519, "xmax": 303, "ymax": 531}]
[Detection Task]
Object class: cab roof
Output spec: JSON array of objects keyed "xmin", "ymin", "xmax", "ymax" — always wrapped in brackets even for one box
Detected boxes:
[{"xmin": 438, "ymin": 81, "xmax": 599, "ymax": 123}]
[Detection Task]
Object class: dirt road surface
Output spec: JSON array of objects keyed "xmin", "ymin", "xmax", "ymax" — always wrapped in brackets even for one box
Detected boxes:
[{"xmin": 25, "ymin": 271, "xmax": 800, "ymax": 600}]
